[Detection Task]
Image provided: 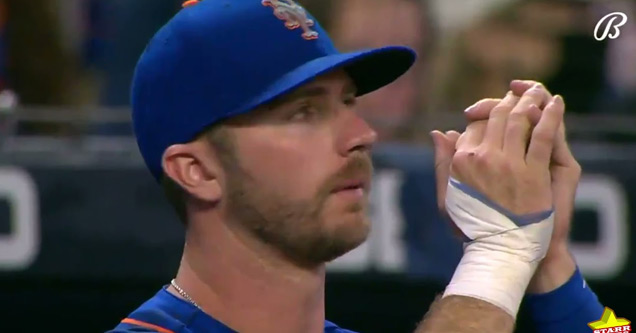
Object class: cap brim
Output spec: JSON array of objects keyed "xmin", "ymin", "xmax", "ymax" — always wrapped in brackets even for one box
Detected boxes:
[
  {"xmin": 343, "ymin": 46, "xmax": 417, "ymax": 96},
  {"xmin": 239, "ymin": 46, "xmax": 417, "ymax": 115}
]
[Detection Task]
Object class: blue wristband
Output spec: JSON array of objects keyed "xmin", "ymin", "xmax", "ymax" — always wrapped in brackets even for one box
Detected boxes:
[{"xmin": 525, "ymin": 267, "xmax": 605, "ymax": 332}]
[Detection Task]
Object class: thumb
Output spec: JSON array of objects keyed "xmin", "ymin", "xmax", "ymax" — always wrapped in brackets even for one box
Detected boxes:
[
  {"xmin": 552, "ymin": 121, "xmax": 575, "ymax": 167},
  {"xmin": 431, "ymin": 130, "xmax": 466, "ymax": 240},
  {"xmin": 549, "ymin": 97, "xmax": 578, "ymax": 171},
  {"xmin": 431, "ymin": 130, "xmax": 457, "ymax": 212}
]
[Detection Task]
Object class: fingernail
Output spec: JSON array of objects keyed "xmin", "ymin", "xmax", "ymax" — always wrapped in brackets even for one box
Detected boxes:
[
  {"xmin": 464, "ymin": 104, "xmax": 476, "ymax": 113},
  {"xmin": 430, "ymin": 131, "xmax": 440, "ymax": 146},
  {"xmin": 545, "ymin": 95, "xmax": 562, "ymax": 109}
]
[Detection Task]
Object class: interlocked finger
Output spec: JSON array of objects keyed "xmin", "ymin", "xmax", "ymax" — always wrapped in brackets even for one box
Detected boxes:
[
  {"xmin": 482, "ymin": 92, "xmax": 519, "ymax": 149},
  {"xmin": 503, "ymin": 103, "xmax": 542, "ymax": 160},
  {"xmin": 464, "ymin": 98, "xmax": 502, "ymax": 121},
  {"xmin": 510, "ymin": 81, "xmax": 553, "ymax": 108},
  {"xmin": 526, "ymin": 95, "xmax": 565, "ymax": 168}
]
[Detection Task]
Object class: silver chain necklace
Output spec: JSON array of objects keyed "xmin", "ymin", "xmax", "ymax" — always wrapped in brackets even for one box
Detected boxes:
[{"xmin": 170, "ymin": 279, "xmax": 202, "ymax": 310}]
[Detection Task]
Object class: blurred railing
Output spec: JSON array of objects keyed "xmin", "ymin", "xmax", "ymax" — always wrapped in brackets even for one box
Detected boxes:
[
  {"xmin": 0, "ymin": 107, "xmax": 140, "ymax": 166},
  {"xmin": 1, "ymin": 106, "xmax": 636, "ymax": 165},
  {"xmin": 422, "ymin": 112, "xmax": 636, "ymax": 138}
]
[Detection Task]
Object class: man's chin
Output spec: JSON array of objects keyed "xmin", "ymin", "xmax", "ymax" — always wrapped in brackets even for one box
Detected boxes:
[
  {"xmin": 287, "ymin": 215, "xmax": 371, "ymax": 266},
  {"xmin": 325, "ymin": 215, "xmax": 371, "ymax": 258}
]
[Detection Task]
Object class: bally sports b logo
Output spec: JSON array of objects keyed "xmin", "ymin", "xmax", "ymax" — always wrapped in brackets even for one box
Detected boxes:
[
  {"xmin": 262, "ymin": 0, "xmax": 319, "ymax": 40},
  {"xmin": 594, "ymin": 12, "xmax": 628, "ymax": 41}
]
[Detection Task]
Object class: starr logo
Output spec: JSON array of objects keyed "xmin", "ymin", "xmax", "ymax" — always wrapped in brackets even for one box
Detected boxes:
[{"xmin": 588, "ymin": 307, "xmax": 631, "ymax": 333}]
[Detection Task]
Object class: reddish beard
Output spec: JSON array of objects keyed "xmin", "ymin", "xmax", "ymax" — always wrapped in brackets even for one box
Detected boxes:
[{"xmin": 223, "ymin": 153, "xmax": 373, "ymax": 268}]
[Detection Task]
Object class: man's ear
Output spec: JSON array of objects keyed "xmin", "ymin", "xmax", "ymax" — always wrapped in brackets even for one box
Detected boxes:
[{"xmin": 161, "ymin": 141, "xmax": 222, "ymax": 203}]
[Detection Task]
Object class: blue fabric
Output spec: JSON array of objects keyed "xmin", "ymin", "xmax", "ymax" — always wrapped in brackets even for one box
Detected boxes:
[
  {"xmin": 131, "ymin": 0, "xmax": 416, "ymax": 180},
  {"xmin": 526, "ymin": 267, "xmax": 605, "ymax": 333},
  {"xmin": 106, "ymin": 286, "xmax": 356, "ymax": 333},
  {"xmin": 449, "ymin": 177, "xmax": 554, "ymax": 229}
]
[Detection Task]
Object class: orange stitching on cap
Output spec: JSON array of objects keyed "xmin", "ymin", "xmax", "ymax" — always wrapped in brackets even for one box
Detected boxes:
[
  {"xmin": 121, "ymin": 318, "xmax": 175, "ymax": 333},
  {"xmin": 182, "ymin": 0, "xmax": 200, "ymax": 8},
  {"xmin": 261, "ymin": 0, "xmax": 319, "ymax": 41}
]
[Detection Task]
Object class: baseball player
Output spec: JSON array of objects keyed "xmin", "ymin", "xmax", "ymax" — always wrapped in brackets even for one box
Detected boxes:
[{"xmin": 108, "ymin": 0, "xmax": 604, "ymax": 332}]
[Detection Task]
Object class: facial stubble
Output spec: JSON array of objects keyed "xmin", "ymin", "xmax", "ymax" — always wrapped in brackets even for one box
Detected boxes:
[{"xmin": 222, "ymin": 152, "xmax": 373, "ymax": 268}]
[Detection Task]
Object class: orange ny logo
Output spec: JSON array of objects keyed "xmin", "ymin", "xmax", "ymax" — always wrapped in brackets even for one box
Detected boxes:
[{"xmin": 262, "ymin": 0, "xmax": 319, "ymax": 40}]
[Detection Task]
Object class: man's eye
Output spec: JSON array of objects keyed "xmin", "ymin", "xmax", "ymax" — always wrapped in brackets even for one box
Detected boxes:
[
  {"xmin": 343, "ymin": 96, "xmax": 357, "ymax": 107},
  {"xmin": 289, "ymin": 104, "xmax": 318, "ymax": 121}
]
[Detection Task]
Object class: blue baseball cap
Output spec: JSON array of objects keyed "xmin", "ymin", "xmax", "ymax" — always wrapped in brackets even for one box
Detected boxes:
[{"xmin": 132, "ymin": 0, "xmax": 417, "ymax": 180}]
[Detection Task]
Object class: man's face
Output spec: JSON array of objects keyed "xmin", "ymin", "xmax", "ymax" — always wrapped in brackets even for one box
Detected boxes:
[{"xmin": 217, "ymin": 70, "xmax": 377, "ymax": 267}]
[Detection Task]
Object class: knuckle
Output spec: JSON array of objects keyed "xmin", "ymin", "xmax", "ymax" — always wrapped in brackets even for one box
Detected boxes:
[
  {"xmin": 466, "ymin": 120, "xmax": 487, "ymax": 131},
  {"xmin": 508, "ymin": 109, "xmax": 529, "ymax": 121},
  {"xmin": 498, "ymin": 160, "xmax": 515, "ymax": 174},
  {"xmin": 452, "ymin": 150, "xmax": 474, "ymax": 165},
  {"xmin": 450, "ymin": 152, "xmax": 466, "ymax": 169},
  {"xmin": 525, "ymin": 87, "xmax": 544, "ymax": 97},
  {"xmin": 480, "ymin": 98, "xmax": 502, "ymax": 107},
  {"xmin": 468, "ymin": 98, "xmax": 500, "ymax": 112},
  {"xmin": 474, "ymin": 149, "xmax": 494, "ymax": 167},
  {"xmin": 491, "ymin": 104, "xmax": 511, "ymax": 115},
  {"xmin": 533, "ymin": 82, "xmax": 546, "ymax": 90},
  {"xmin": 532, "ymin": 128, "xmax": 553, "ymax": 143},
  {"xmin": 506, "ymin": 118, "xmax": 529, "ymax": 135},
  {"xmin": 525, "ymin": 87, "xmax": 549, "ymax": 100},
  {"xmin": 451, "ymin": 150, "xmax": 475, "ymax": 178},
  {"xmin": 506, "ymin": 119, "xmax": 524, "ymax": 132},
  {"xmin": 476, "ymin": 100, "xmax": 500, "ymax": 112}
]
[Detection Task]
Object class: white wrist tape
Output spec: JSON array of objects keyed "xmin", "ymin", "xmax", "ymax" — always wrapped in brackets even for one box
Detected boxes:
[{"xmin": 442, "ymin": 177, "xmax": 554, "ymax": 318}]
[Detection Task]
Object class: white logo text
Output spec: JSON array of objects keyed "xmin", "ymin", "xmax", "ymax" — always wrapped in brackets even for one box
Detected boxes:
[{"xmin": 595, "ymin": 12, "xmax": 628, "ymax": 41}]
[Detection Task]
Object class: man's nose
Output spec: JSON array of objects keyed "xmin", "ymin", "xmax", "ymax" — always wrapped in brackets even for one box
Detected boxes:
[{"xmin": 337, "ymin": 109, "xmax": 378, "ymax": 156}]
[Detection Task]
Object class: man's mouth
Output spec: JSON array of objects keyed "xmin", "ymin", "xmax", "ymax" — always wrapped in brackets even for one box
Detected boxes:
[{"xmin": 332, "ymin": 179, "xmax": 368, "ymax": 193}]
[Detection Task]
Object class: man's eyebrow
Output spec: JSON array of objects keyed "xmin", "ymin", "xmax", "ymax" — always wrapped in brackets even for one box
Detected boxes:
[
  {"xmin": 285, "ymin": 86, "xmax": 329, "ymax": 101},
  {"xmin": 344, "ymin": 83, "xmax": 357, "ymax": 96},
  {"xmin": 268, "ymin": 83, "xmax": 358, "ymax": 108}
]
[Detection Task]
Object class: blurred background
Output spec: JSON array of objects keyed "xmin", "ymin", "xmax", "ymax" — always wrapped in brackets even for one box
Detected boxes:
[{"xmin": 0, "ymin": 0, "xmax": 634, "ymax": 332}]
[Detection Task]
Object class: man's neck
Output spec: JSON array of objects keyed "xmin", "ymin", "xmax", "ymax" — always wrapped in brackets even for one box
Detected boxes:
[{"xmin": 170, "ymin": 216, "xmax": 326, "ymax": 333}]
